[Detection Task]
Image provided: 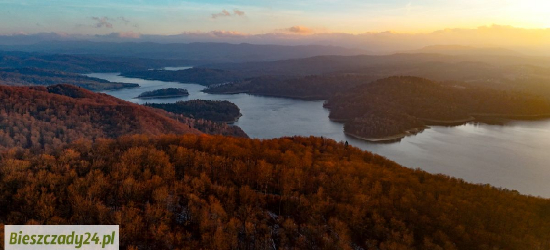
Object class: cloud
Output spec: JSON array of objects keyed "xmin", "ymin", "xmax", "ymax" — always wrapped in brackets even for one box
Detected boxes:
[
  {"xmin": 96, "ymin": 32, "xmax": 141, "ymax": 39},
  {"xmin": 280, "ymin": 26, "xmax": 313, "ymax": 34},
  {"xmin": 211, "ymin": 9, "xmax": 246, "ymax": 19},
  {"xmin": 210, "ymin": 30, "xmax": 247, "ymax": 38},
  {"xmin": 233, "ymin": 9, "xmax": 245, "ymax": 16},
  {"xmin": 91, "ymin": 17, "xmax": 113, "ymax": 29},
  {"xmin": 211, "ymin": 10, "xmax": 231, "ymax": 19},
  {"xmin": 87, "ymin": 16, "xmax": 138, "ymax": 30},
  {"xmin": 117, "ymin": 32, "xmax": 140, "ymax": 38},
  {"xmin": 405, "ymin": 2, "xmax": 412, "ymax": 14},
  {"xmin": 118, "ymin": 17, "xmax": 130, "ymax": 25},
  {"xmin": 118, "ymin": 16, "xmax": 139, "ymax": 28}
]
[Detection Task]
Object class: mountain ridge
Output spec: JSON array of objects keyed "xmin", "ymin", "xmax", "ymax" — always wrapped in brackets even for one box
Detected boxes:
[{"xmin": 0, "ymin": 41, "xmax": 368, "ymax": 62}]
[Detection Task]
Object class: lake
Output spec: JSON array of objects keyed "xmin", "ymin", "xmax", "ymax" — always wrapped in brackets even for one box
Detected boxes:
[{"xmin": 89, "ymin": 72, "xmax": 550, "ymax": 198}]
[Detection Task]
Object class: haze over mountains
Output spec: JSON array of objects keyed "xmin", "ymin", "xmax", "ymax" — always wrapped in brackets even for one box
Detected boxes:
[
  {"xmin": 207, "ymin": 53, "xmax": 550, "ymax": 75},
  {"xmin": 2, "ymin": 0, "xmax": 550, "ymax": 248},
  {"xmin": 1, "ymin": 24, "xmax": 549, "ymax": 55},
  {"xmin": 118, "ymin": 52, "xmax": 550, "ymax": 100},
  {"xmin": 0, "ymin": 50, "xmax": 187, "ymax": 73},
  {"xmin": 0, "ymin": 41, "xmax": 366, "ymax": 63},
  {"xmin": 398, "ymin": 45, "xmax": 523, "ymax": 56}
]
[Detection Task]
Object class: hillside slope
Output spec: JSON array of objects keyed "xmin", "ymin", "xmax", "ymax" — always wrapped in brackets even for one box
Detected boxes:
[
  {"xmin": 204, "ymin": 53, "xmax": 550, "ymax": 98},
  {"xmin": 0, "ymin": 84, "xmax": 246, "ymax": 151},
  {"xmin": 0, "ymin": 51, "xmax": 184, "ymax": 73},
  {"xmin": 204, "ymin": 75, "xmax": 379, "ymax": 100},
  {"xmin": 0, "ymin": 135, "xmax": 549, "ymax": 249},
  {"xmin": 324, "ymin": 76, "xmax": 550, "ymax": 140},
  {"xmin": 0, "ymin": 67, "xmax": 139, "ymax": 90}
]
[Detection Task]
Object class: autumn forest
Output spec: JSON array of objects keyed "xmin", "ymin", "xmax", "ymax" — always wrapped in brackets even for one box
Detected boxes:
[
  {"xmin": 2, "ymin": 7, "xmax": 550, "ymax": 248},
  {"xmin": 1, "ymin": 135, "xmax": 550, "ymax": 249}
]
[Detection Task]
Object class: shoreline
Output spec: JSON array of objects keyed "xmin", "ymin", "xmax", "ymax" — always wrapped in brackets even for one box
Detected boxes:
[
  {"xmin": 103, "ymin": 84, "xmax": 140, "ymax": 91},
  {"xmin": 114, "ymin": 74, "xmax": 550, "ymax": 143},
  {"xmin": 203, "ymin": 90, "xmax": 326, "ymax": 101},
  {"xmin": 135, "ymin": 94, "xmax": 189, "ymax": 99},
  {"xmin": 328, "ymin": 118, "xmax": 350, "ymax": 123},
  {"xmin": 472, "ymin": 113, "xmax": 550, "ymax": 120},
  {"xmin": 343, "ymin": 113, "xmax": 550, "ymax": 143},
  {"xmin": 242, "ymin": 92, "xmax": 325, "ymax": 101},
  {"xmin": 420, "ymin": 116, "xmax": 476, "ymax": 125},
  {"xmin": 345, "ymin": 127, "xmax": 427, "ymax": 142},
  {"xmin": 223, "ymin": 113, "xmax": 243, "ymax": 124}
]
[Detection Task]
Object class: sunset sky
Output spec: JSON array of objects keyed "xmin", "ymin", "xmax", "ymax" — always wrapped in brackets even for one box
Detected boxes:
[{"xmin": 0, "ymin": 0, "xmax": 549, "ymax": 35}]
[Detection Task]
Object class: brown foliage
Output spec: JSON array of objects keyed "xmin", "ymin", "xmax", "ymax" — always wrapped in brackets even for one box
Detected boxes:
[
  {"xmin": 1, "ymin": 135, "xmax": 549, "ymax": 249},
  {"xmin": 0, "ymin": 84, "xmax": 248, "ymax": 151},
  {"xmin": 325, "ymin": 76, "xmax": 550, "ymax": 139}
]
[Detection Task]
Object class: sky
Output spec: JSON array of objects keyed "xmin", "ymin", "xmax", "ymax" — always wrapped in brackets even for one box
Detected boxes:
[{"xmin": 0, "ymin": 0, "xmax": 549, "ymax": 35}]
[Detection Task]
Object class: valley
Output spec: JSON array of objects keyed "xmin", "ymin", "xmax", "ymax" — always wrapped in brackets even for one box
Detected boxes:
[
  {"xmin": 92, "ymin": 72, "xmax": 550, "ymax": 198},
  {"xmin": 2, "ymin": 1, "xmax": 550, "ymax": 249}
]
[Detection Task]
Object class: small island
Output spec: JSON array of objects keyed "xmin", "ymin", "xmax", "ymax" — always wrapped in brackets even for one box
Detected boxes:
[
  {"xmin": 136, "ymin": 88, "xmax": 189, "ymax": 99},
  {"xmin": 146, "ymin": 100, "xmax": 242, "ymax": 123}
]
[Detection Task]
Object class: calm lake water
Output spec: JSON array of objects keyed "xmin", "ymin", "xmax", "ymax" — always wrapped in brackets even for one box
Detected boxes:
[{"xmin": 89, "ymin": 72, "xmax": 550, "ymax": 198}]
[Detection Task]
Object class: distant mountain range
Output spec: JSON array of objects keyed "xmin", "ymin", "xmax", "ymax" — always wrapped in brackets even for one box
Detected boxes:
[
  {"xmin": 119, "ymin": 52, "xmax": 550, "ymax": 99},
  {"xmin": 0, "ymin": 41, "xmax": 367, "ymax": 63},
  {"xmin": 206, "ymin": 53, "xmax": 550, "ymax": 78},
  {"xmin": 399, "ymin": 45, "xmax": 522, "ymax": 56},
  {"xmin": 1, "ymin": 25, "xmax": 549, "ymax": 56},
  {"xmin": 0, "ymin": 50, "xmax": 190, "ymax": 73}
]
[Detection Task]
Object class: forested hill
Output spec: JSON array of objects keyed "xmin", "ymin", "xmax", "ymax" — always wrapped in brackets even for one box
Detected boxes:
[
  {"xmin": 122, "ymin": 68, "xmax": 243, "ymax": 86},
  {"xmin": 208, "ymin": 53, "xmax": 550, "ymax": 76},
  {"xmin": 0, "ymin": 67, "xmax": 138, "ymax": 90},
  {"xmin": 0, "ymin": 51, "xmax": 192, "ymax": 73},
  {"xmin": 0, "ymin": 84, "xmax": 246, "ymax": 151},
  {"xmin": 204, "ymin": 75, "xmax": 380, "ymax": 100},
  {"xmin": 0, "ymin": 134, "xmax": 549, "ymax": 249},
  {"xmin": 324, "ymin": 76, "xmax": 550, "ymax": 140},
  {"xmin": 204, "ymin": 53, "xmax": 550, "ymax": 99},
  {"xmin": 146, "ymin": 100, "xmax": 241, "ymax": 122}
]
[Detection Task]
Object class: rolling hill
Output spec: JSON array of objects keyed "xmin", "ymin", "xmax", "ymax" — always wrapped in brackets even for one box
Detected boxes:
[
  {"xmin": 0, "ymin": 67, "xmax": 139, "ymax": 90},
  {"xmin": 0, "ymin": 84, "xmax": 246, "ymax": 151},
  {"xmin": 0, "ymin": 135, "xmax": 549, "ymax": 249},
  {"xmin": 324, "ymin": 76, "xmax": 550, "ymax": 140}
]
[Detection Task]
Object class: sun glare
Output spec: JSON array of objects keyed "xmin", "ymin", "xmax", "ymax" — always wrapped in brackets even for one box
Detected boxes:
[{"xmin": 514, "ymin": 0, "xmax": 550, "ymax": 27}]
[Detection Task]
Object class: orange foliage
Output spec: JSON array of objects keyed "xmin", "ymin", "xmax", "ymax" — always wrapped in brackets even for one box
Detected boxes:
[{"xmin": 1, "ymin": 134, "xmax": 549, "ymax": 249}]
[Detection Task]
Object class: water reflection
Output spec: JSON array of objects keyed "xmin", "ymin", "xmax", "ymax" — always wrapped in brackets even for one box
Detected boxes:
[
  {"xmin": 89, "ymin": 72, "xmax": 550, "ymax": 198},
  {"xmin": 162, "ymin": 66, "xmax": 193, "ymax": 71}
]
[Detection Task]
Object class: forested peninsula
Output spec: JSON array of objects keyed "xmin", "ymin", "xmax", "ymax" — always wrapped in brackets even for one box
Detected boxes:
[{"xmin": 324, "ymin": 76, "xmax": 550, "ymax": 141}]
